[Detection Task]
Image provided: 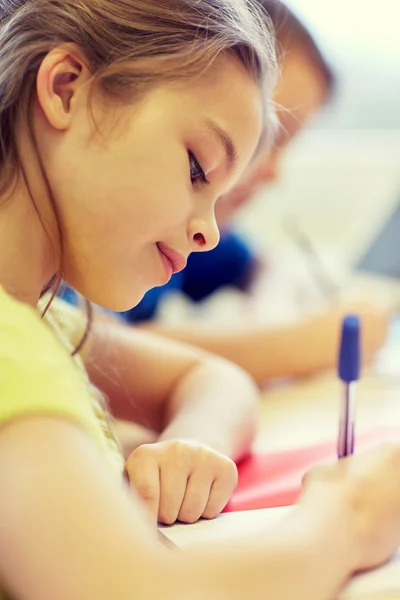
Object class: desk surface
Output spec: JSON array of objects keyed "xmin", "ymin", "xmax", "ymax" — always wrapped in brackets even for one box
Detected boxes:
[{"xmin": 255, "ymin": 369, "xmax": 400, "ymax": 453}]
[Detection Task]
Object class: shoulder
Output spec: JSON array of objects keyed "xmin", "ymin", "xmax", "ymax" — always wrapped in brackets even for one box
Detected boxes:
[{"xmin": 0, "ymin": 287, "xmax": 94, "ymax": 434}]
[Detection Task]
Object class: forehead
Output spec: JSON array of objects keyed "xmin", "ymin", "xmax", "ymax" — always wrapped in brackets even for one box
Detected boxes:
[
  {"xmin": 274, "ymin": 48, "xmax": 327, "ymax": 115},
  {"xmin": 273, "ymin": 48, "xmax": 327, "ymax": 146}
]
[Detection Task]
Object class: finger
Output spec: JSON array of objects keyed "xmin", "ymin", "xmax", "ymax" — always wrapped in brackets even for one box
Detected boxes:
[
  {"xmin": 301, "ymin": 459, "xmax": 343, "ymax": 490},
  {"xmin": 202, "ymin": 470, "xmax": 237, "ymax": 520},
  {"xmin": 178, "ymin": 471, "xmax": 214, "ymax": 524},
  {"xmin": 158, "ymin": 464, "xmax": 189, "ymax": 525},
  {"xmin": 301, "ymin": 468, "xmax": 316, "ymax": 489},
  {"xmin": 125, "ymin": 452, "xmax": 160, "ymax": 524}
]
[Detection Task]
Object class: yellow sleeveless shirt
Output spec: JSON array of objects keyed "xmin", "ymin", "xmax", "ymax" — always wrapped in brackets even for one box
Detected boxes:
[{"xmin": 0, "ymin": 287, "xmax": 124, "ymax": 599}]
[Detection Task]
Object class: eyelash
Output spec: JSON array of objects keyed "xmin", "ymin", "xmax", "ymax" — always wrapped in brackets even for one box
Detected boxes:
[{"xmin": 189, "ymin": 152, "xmax": 210, "ymax": 187}]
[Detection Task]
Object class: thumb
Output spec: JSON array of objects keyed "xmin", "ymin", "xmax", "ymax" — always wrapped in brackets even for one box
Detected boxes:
[{"xmin": 125, "ymin": 452, "xmax": 160, "ymax": 524}]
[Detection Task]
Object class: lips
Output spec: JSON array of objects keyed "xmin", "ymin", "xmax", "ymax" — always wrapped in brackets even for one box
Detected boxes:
[{"xmin": 156, "ymin": 243, "xmax": 187, "ymax": 282}]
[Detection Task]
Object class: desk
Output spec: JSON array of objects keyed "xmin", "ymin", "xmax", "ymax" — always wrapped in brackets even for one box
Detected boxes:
[{"xmin": 255, "ymin": 370, "xmax": 400, "ymax": 453}]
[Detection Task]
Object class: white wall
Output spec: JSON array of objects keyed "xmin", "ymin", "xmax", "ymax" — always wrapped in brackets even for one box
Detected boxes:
[{"xmin": 284, "ymin": 0, "xmax": 400, "ymax": 129}]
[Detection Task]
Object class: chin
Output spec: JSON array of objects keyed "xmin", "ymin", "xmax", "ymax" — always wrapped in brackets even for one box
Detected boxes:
[
  {"xmin": 101, "ymin": 289, "xmax": 148, "ymax": 313},
  {"xmin": 64, "ymin": 257, "xmax": 156, "ymax": 312},
  {"xmin": 70, "ymin": 280, "xmax": 147, "ymax": 314}
]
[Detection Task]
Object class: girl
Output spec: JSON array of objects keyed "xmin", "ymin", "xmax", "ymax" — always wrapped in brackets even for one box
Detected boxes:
[{"xmin": 0, "ymin": 1, "xmax": 400, "ymax": 599}]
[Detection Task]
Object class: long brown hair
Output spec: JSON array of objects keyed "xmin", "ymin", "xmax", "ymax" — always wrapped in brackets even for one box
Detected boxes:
[
  {"xmin": 0, "ymin": 0, "xmax": 277, "ymax": 305},
  {"xmin": 0, "ymin": 0, "xmax": 277, "ymax": 185}
]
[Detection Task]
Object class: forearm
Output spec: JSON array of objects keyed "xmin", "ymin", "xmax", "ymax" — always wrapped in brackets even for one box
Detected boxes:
[
  {"xmin": 140, "ymin": 321, "xmax": 329, "ymax": 385},
  {"xmin": 159, "ymin": 359, "xmax": 259, "ymax": 461},
  {"xmin": 85, "ymin": 316, "xmax": 202, "ymax": 432},
  {"xmin": 0, "ymin": 418, "xmax": 353, "ymax": 600},
  {"xmin": 0, "ymin": 418, "xmax": 160, "ymax": 600},
  {"xmin": 174, "ymin": 505, "xmax": 352, "ymax": 600},
  {"xmin": 85, "ymin": 315, "xmax": 258, "ymax": 458}
]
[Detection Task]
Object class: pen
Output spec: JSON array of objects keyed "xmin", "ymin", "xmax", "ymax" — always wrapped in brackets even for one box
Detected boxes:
[
  {"xmin": 337, "ymin": 315, "xmax": 361, "ymax": 459},
  {"xmin": 283, "ymin": 216, "xmax": 340, "ymax": 302}
]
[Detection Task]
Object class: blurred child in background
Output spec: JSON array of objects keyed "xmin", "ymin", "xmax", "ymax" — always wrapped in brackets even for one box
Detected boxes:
[{"xmin": 118, "ymin": 0, "xmax": 389, "ymax": 384}]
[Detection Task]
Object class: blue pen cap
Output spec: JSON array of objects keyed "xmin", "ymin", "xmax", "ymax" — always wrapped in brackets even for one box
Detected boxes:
[{"xmin": 339, "ymin": 315, "xmax": 361, "ymax": 383}]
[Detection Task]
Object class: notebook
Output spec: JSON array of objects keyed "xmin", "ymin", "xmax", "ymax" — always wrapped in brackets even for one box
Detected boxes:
[
  {"xmin": 224, "ymin": 428, "xmax": 400, "ymax": 513},
  {"xmin": 160, "ymin": 507, "xmax": 400, "ymax": 599},
  {"xmin": 347, "ymin": 196, "xmax": 400, "ymax": 311},
  {"xmin": 356, "ymin": 199, "xmax": 400, "ymax": 280}
]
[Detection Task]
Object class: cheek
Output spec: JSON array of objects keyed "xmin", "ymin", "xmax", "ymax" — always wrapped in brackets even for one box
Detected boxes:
[
  {"xmin": 93, "ymin": 170, "xmax": 193, "ymax": 253},
  {"xmin": 53, "ymin": 128, "xmax": 193, "ymax": 246},
  {"xmin": 123, "ymin": 165, "xmax": 193, "ymax": 233}
]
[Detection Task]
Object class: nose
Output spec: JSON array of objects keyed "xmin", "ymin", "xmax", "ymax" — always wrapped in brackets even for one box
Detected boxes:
[{"xmin": 188, "ymin": 212, "xmax": 220, "ymax": 253}]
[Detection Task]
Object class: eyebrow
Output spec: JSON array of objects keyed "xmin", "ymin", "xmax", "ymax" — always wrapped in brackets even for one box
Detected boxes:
[{"xmin": 203, "ymin": 118, "xmax": 239, "ymax": 173}]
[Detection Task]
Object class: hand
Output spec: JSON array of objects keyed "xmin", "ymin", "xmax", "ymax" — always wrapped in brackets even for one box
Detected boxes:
[
  {"xmin": 305, "ymin": 300, "xmax": 390, "ymax": 368},
  {"xmin": 300, "ymin": 444, "xmax": 400, "ymax": 573},
  {"xmin": 125, "ymin": 439, "xmax": 238, "ymax": 525}
]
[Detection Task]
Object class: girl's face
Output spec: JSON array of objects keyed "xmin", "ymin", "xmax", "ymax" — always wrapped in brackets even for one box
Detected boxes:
[{"xmin": 33, "ymin": 49, "xmax": 263, "ymax": 310}]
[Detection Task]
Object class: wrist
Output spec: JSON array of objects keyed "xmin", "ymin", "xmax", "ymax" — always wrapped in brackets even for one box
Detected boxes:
[
  {"xmin": 297, "ymin": 492, "xmax": 361, "ymax": 577},
  {"xmin": 158, "ymin": 430, "xmax": 230, "ymax": 457},
  {"xmin": 238, "ymin": 504, "xmax": 357, "ymax": 600},
  {"xmin": 278, "ymin": 504, "xmax": 353, "ymax": 598}
]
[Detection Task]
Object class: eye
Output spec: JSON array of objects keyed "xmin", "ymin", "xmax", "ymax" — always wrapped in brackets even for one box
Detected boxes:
[{"xmin": 189, "ymin": 152, "xmax": 210, "ymax": 187}]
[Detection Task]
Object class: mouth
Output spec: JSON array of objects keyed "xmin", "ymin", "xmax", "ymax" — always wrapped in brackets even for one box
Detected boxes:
[{"xmin": 156, "ymin": 242, "xmax": 187, "ymax": 283}]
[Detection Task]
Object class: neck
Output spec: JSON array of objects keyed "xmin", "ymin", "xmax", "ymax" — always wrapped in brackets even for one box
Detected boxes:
[{"xmin": 0, "ymin": 171, "xmax": 59, "ymax": 307}]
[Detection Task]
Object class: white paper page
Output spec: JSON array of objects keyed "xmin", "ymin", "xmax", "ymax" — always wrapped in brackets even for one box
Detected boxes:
[
  {"xmin": 159, "ymin": 507, "xmax": 290, "ymax": 548},
  {"xmin": 160, "ymin": 509, "xmax": 400, "ymax": 599},
  {"xmin": 339, "ymin": 550, "xmax": 400, "ymax": 599}
]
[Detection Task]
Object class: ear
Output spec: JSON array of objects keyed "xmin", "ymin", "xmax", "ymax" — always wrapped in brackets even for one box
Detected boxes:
[{"xmin": 36, "ymin": 44, "xmax": 92, "ymax": 131}]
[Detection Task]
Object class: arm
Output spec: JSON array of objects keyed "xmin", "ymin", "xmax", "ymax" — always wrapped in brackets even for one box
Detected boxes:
[
  {"xmin": 0, "ymin": 417, "xmax": 353, "ymax": 600},
  {"xmin": 140, "ymin": 320, "xmax": 319, "ymax": 385},
  {"xmin": 139, "ymin": 301, "xmax": 389, "ymax": 385},
  {"xmin": 85, "ymin": 316, "xmax": 258, "ymax": 461}
]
